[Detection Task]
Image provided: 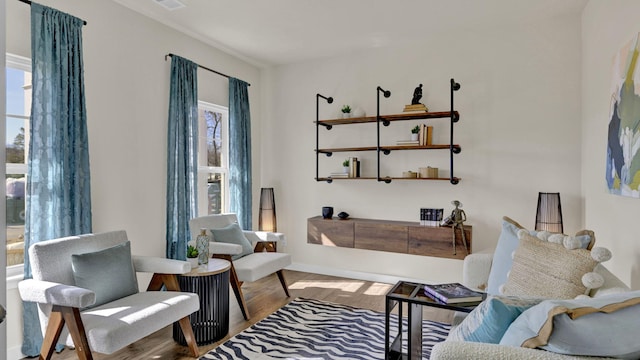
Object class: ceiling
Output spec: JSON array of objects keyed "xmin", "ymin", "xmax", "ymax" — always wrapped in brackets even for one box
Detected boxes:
[{"xmin": 113, "ymin": 0, "xmax": 588, "ymax": 67}]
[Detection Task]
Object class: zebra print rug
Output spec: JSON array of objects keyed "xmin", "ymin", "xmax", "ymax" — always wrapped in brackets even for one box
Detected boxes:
[{"xmin": 201, "ymin": 297, "xmax": 450, "ymax": 360}]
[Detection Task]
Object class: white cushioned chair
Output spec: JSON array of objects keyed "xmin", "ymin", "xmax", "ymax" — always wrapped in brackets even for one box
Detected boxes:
[
  {"xmin": 18, "ymin": 230, "xmax": 200, "ymax": 359},
  {"xmin": 189, "ymin": 214, "xmax": 291, "ymax": 320}
]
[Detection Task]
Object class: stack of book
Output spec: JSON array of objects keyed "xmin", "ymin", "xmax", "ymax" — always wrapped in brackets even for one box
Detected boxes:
[
  {"xmin": 423, "ymin": 282, "xmax": 484, "ymax": 304},
  {"xmin": 396, "ymin": 139, "xmax": 420, "ymax": 146},
  {"xmin": 420, "ymin": 208, "xmax": 443, "ymax": 226},
  {"xmin": 329, "ymin": 172, "xmax": 348, "ymax": 178},
  {"xmin": 418, "ymin": 124, "xmax": 433, "ymax": 146}
]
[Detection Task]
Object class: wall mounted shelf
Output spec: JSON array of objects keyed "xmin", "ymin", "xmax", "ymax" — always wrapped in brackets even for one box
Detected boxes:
[{"xmin": 315, "ymin": 79, "xmax": 462, "ymax": 184}]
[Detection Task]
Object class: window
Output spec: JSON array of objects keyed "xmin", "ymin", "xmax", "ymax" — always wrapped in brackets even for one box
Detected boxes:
[
  {"xmin": 197, "ymin": 101, "xmax": 229, "ymax": 216},
  {"xmin": 5, "ymin": 53, "xmax": 30, "ymax": 268}
]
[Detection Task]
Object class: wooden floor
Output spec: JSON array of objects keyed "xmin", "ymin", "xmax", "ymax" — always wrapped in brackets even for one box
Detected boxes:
[{"xmin": 48, "ymin": 270, "xmax": 453, "ymax": 360}]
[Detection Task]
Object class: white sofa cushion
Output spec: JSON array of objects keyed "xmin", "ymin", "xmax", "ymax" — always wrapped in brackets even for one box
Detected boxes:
[
  {"xmin": 61, "ymin": 291, "xmax": 199, "ymax": 354},
  {"xmin": 233, "ymin": 252, "xmax": 291, "ymax": 282}
]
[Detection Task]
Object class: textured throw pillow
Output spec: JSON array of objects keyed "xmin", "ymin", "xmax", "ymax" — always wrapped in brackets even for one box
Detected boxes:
[
  {"xmin": 447, "ymin": 295, "xmax": 542, "ymax": 344},
  {"xmin": 210, "ymin": 223, "xmax": 254, "ymax": 260},
  {"xmin": 71, "ymin": 241, "xmax": 139, "ymax": 309},
  {"xmin": 486, "ymin": 217, "xmax": 595, "ymax": 295},
  {"xmin": 500, "ymin": 291, "xmax": 640, "ymax": 359},
  {"xmin": 502, "ymin": 232, "xmax": 599, "ymax": 299}
]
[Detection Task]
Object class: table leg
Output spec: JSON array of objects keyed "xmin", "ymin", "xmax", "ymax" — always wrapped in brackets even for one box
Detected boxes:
[{"xmin": 408, "ymin": 303, "xmax": 423, "ymax": 359}]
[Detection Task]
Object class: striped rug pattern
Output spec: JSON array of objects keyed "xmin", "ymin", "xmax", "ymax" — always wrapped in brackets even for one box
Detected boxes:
[{"xmin": 201, "ymin": 297, "xmax": 450, "ymax": 360}]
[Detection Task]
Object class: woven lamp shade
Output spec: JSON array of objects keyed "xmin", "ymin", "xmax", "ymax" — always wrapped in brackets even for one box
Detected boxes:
[
  {"xmin": 535, "ymin": 192, "xmax": 563, "ymax": 233},
  {"xmin": 258, "ymin": 188, "xmax": 277, "ymax": 232}
]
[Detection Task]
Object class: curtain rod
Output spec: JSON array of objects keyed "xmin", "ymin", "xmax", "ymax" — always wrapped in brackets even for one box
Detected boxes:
[
  {"xmin": 19, "ymin": 0, "xmax": 87, "ymax": 25},
  {"xmin": 165, "ymin": 53, "xmax": 251, "ymax": 86}
]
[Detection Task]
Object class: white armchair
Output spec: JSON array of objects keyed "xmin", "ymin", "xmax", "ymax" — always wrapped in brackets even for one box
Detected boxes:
[
  {"xmin": 18, "ymin": 230, "xmax": 200, "ymax": 359},
  {"xmin": 189, "ymin": 214, "xmax": 292, "ymax": 320}
]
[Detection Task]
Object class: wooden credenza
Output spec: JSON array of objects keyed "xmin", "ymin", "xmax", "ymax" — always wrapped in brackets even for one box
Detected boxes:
[{"xmin": 307, "ymin": 216, "xmax": 472, "ymax": 260}]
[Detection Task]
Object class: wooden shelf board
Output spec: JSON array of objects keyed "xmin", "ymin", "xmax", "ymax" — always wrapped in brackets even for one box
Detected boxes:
[
  {"xmin": 316, "ymin": 111, "xmax": 458, "ymax": 126},
  {"xmin": 317, "ymin": 144, "xmax": 459, "ymax": 153},
  {"xmin": 317, "ymin": 177, "xmax": 461, "ymax": 182}
]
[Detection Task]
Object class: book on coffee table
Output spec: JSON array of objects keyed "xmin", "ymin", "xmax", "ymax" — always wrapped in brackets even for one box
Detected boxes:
[{"xmin": 424, "ymin": 282, "xmax": 484, "ymax": 304}]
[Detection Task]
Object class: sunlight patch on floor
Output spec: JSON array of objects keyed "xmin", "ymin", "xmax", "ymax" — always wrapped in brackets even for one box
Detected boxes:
[
  {"xmin": 363, "ymin": 282, "xmax": 393, "ymax": 295},
  {"xmin": 289, "ymin": 280, "xmax": 365, "ymax": 292}
]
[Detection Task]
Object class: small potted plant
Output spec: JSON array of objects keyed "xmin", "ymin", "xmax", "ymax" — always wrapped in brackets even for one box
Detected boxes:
[
  {"xmin": 342, "ymin": 159, "xmax": 350, "ymax": 173},
  {"xmin": 186, "ymin": 245, "xmax": 199, "ymax": 269},
  {"xmin": 411, "ymin": 125, "xmax": 420, "ymax": 141},
  {"xmin": 341, "ymin": 105, "xmax": 352, "ymax": 118}
]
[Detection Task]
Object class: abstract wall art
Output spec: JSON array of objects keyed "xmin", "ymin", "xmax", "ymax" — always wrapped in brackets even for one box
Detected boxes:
[{"xmin": 606, "ymin": 33, "xmax": 640, "ymax": 198}]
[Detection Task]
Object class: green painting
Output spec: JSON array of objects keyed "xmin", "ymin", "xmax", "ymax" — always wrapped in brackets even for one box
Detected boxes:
[{"xmin": 607, "ymin": 33, "xmax": 640, "ymax": 197}]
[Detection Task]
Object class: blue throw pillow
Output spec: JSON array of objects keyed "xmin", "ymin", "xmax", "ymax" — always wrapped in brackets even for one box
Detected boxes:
[
  {"xmin": 447, "ymin": 295, "xmax": 542, "ymax": 343},
  {"xmin": 500, "ymin": 290, "xmax": 640, "ymax": 359},
  {"xmin": 210, "ymin": 223, "xmax": 254, "ymax": 260},
  {"xmin": 71, "ymin": 241, "xmax": 139, "ymax": 308}
]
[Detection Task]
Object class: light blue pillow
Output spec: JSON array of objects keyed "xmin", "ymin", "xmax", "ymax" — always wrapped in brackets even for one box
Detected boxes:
[
  {"xmin": 71, "ymin": 241, "xmax": 139, "ymax": 308},
  {"xmin": 500, "ymin": 290, "xmax": 640, "ymax": 359},
  {"xmin": 210, "ymin": 223, "xmax": 254, "ymax": 260},
  {"xmin": 487, "ymin": 217, "xmax": 594, "ymax": 295},
  {"xmin": 447, "ymin": 295, "xmax": 542, "ymax": 343}
]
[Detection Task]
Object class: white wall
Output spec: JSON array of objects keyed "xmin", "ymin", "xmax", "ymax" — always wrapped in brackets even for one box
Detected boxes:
[
  {"xmin": 582, "ymin": 0, "xmax": 640, "ymax": 289},
  {"xmin": 264, "ymin": 14, "xmax": 584, "ymax": 282},
  {"xmin": 5, "ymin": 0, "xmax": 262, "ymax": 357}
]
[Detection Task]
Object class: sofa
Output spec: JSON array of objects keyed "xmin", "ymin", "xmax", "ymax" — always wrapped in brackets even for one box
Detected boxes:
[{"xmin": 430, "ymin": 217, "xmax": 635, "ymax": 360}]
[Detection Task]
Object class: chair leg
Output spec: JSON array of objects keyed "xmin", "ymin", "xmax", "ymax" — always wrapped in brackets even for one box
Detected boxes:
[
  {"xmin": 229, "ymin": 265, "xmax": 250, "ymax": 320},
  {"xmin": 61, "ymin": 307, "xmax": 93, "ymax": 360},
  {"xmin": 276, "ymin": 270, "xmax": 290, "ymax": 297},
  {"xmin": 177, "ymin": 316, "xmax": 199, "ymax": 357},
  {"xmin": 214, "ymin": 254, "xmax": 250, "ymax": 320},
  {"xmin": 40, "ymin": 307, "xmax": 66, "ymax": 360}
]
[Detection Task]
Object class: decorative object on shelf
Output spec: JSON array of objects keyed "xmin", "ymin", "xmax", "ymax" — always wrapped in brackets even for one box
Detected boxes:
[
  {"xmin": 427, "ymin": 166, "xmax": 438, "ymax": 178},
  {"xmin": 341, "ymin": 105, "xmax": 352, "ymax": 118},
  {"xmin": 196, "ymin": 228, "xmax": 210, "ymax": 265},
  {"xmin": 337, "ymin": 211, "xmax": 350, "ymax": 220},
  {"xmin": 420, "ymin": 208, "xmax": 444, "ymax": 226},
  {"xmin": 534, "ymin": 192, "xmax": 563, "ymax": 233},
  {"xmin": 349, "ymin": 156, "xmax": 360, "ymax": 177},
  {"xmin": 450, "ymin": 200, "xmax": 469, "ymax": 255},
  {"xmin": 411, "ymin": 125, "xmax": 420, "ymax": 141},
  {"xmin": 404, "ymin": 84, "xmax": 428, "ymax": 112},
  {"xmin": 258, "ymin": 187, "xmax": 277, "ymax": 232},
  {"xmin": 342, "ymin": 159, "xmax": 350, "ymax": 174},
  {"xmin": 322, "ymin": 206, "xmax": 334, "ymax": 219},
  {"xmin": 402, "ymin": 171, "xmax": 418, "ymax": 178},
  {"xmin": 186, "ymin": 244, "xmax": 199, "ymax": 269}
]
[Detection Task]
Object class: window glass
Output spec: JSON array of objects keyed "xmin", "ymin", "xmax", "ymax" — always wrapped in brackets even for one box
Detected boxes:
[
  {"xmin": 198, "ymin": 102, "xmax": 229, "ymax": 216},
  {"xmin": 5, "ymin": 54, "xmax": 30, "ymax": 267}
]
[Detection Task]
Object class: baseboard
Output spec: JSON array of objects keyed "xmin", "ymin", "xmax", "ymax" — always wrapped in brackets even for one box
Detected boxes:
[
  {"xmin": 286, "ymin": 262, "xmax": 426, "ymax": 285},
  {"xmin": 8, "ymin": 345, "xmax": 25, "ymax": 360}
]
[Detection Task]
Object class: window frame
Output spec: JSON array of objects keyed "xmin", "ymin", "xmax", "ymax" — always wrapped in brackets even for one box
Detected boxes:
[
  {"xmin": 6, "ymin": 53, "xmax": 31, "ymax": 285},
  {"xmin": 197, "ymin": 101, "xmax": 230, "ymax": 216}
]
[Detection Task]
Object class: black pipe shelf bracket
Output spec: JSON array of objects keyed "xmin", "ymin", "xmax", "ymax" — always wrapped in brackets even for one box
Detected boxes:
[
  {"xmin": 376, "ymin": 86, "xmax": 392, "ymax": 183},
  {"xmin": 449, "ymin": 78, "xmax": 461, "ymax": 185},
  {"xmin": 316, "ymin": 93, "xmax": 334, "ymax": 182}
]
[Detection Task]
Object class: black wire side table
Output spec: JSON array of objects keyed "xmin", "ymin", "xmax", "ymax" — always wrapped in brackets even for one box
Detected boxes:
[{"xmin": 173, "ymin": 258, "xmax": 231, "ymax": 346}]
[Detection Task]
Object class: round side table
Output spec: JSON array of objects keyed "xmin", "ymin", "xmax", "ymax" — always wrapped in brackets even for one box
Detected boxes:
[{"xmin": 172, "ymin": 258, "xmax": 231, "ymax": 346}]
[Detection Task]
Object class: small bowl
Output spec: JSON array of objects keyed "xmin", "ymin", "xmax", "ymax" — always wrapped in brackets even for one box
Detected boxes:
[{"xmin": 337, "ymin": 212, "xmax": 349, "ymax": 220}]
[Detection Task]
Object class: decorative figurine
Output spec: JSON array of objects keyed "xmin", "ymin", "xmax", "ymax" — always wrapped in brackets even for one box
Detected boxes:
[
  {"xmin": 411, "ymin": 83, "xmax": 423, "ymax": 105},
  {"xmin": 450, "ymin": 200, "xmax": 469, "ymax": 255},
  {"xmin": 403, "ymin": 84, "xmax": 428, "ymax": 112}
]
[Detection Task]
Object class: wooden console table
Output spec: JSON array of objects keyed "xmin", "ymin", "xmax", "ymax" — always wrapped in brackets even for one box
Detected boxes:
[{"xmin": 307, "ymin": 216, "xmax": 472, "ymax": 260}]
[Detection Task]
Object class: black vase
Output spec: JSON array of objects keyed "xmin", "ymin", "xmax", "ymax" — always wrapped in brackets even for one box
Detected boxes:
[{"xmin": 322, "ymin": 206, "xmax": 334, "ymax": 219}]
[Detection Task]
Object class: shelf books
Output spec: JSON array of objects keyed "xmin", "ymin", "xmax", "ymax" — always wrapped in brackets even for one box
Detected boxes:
[
  {"xmin": 418, "ymin": 124, "xmax": 433, "ymax": 146},
  {"xmin": 396, "ymin": 140, "xmax": 420, "ymax": 145},
  {"xmin": 420, "ymin": 208, "xmax": 443, "ymax": 226},
  {"xmin": 423, "ymin": 282, "xmax": 484, "ymax": 304}
]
